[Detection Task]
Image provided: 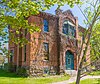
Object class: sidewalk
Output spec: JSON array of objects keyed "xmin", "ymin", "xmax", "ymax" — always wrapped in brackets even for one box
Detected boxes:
[{"xmin": 52, "ymin": 76, "xmax": 100, "ymax": 84}]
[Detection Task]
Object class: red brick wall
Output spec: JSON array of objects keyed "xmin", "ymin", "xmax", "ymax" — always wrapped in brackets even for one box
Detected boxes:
[
  {"xmin": 56, "ymin": 10, "xmax": 78, "ymax": 70},
  {"xmin": 9, "ymin": 10, "xmax": 90, "ymax": 72},
  {"xmin": 28, "ymin": 15, "xmax": 58, "ymax": 68}
]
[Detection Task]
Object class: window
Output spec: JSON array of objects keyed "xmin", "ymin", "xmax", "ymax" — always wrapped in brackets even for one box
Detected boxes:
[
  {"xmin": 43, "ymin": 19, "xmax": 49, "ymax": 32},
  {"xmin": 62, "ymin": 20, "xmax": 76, "ymax": 37},
  {"xmin": 68, "ymin": 58, "xmax": 71, "ymax": 64},
  {"xmin": 43, "ymin": 67, "xmax": 49, "ymax": 74},
  {"xmin": 63, "ymin": 24, "xmax": 68, "ymax": 34},
  {"xmin": 69, "ymin": 25, "xmax": 72, "ymax": 35},
  {"xmin": 24, "ymin": 45, "xmax": 26, "ymax": 62},
  {"xmin": 10, "ymin": 50, "xmax": 14, "ymax": 62},
  {"xmin": 70, "ymin": 26, "xmax": 76, "ymax": 37},
  {"xmin": 74, "ymin": 29, "xmax": 76, "ymax": 37},
  {"xmin": 43, "ymin": 43, "xmax": 49, "ymax": 60}
]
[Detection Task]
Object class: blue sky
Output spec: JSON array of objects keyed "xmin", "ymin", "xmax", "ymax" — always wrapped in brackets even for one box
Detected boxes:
[{"xmin": 45, "ymin": 4, "xmax": 86, "ymax": 27}]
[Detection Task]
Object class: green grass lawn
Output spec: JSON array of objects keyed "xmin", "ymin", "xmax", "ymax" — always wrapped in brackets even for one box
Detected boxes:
[
  {"xmin": 71, "ymin": 79, "xmax": 100, "ymax": 84},
  {"xmin": 0, "ymin": 69, "xmax": 70, "ymax": 84},
  {"xmin": 89, "ymin": 70, "xmax": 100, "ymax": 76},
  {"xmin": 79, "ymin": 79, "xmax": 100, "ymax": 84},
  {"xmin": 72, "ymin": 79, "xmax": 100, "ymax": 84}
]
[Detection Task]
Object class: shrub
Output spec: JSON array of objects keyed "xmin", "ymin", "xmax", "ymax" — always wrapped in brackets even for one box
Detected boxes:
[
  {"xmin": 4, "ymin": 63, "xmax": 16, "ymax": 72},
  {"xmin": 16, "ymin": 66, "xmax": 29, "ymax": 77}
]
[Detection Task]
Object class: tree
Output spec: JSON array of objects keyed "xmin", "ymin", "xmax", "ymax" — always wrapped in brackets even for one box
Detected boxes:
[
  {"xmin": 90, "ymin": 22, "xmax": 100, "ymax": 61},
  {"xmin": 90, "ymin": 22, "xmax": 100, "ymax": 69},
  {"xmin": 0, "ymin": 0, "xmax": 81, "ymax": 46},
  {"xmin": 0, "ymin": 28, "xmax": 8, "ymax": 56},
  {"xmin": 0, "ymin": 55, "xmax": 5, "ymax": 68},
  {"xmin": 76, "ymin": 0, "xmax": 100, "ymax": 84},
  {"xmin": 0, "ymin": 0, "xmax": 81, "ymax": 74}
]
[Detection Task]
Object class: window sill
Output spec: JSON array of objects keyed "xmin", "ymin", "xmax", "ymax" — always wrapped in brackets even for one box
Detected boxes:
[{"xmin": 43, "ymin": 31, "xmax": 49, "ymax": 34}]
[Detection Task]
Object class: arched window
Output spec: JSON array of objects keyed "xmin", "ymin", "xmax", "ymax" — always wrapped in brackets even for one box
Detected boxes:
[
  {"xmin": 62, "ymin": 21, "xmax": 68, "ymax": 35},
  {"xmin": 62, "ymin": 20, "xmax": 76, "ymax": 37}
]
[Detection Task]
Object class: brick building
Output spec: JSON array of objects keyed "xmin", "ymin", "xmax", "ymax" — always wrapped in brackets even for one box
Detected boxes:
[{"xmin": 9, "ymin": 9, "xmax": 90, "ymax": 75}]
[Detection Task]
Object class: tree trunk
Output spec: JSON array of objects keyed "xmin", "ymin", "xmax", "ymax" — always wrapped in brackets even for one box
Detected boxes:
[
  {"xmin": 76, "ymin": 58, "xmax": 83, "ymax": 84},
  {"xmin": 76, "ymin": 69, "xmax": 81, "ymax": 84}
]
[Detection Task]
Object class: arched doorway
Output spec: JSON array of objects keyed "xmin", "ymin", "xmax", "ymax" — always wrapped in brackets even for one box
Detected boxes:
[{"xmin": 65, "ymin": 50, "xmax": 74, "ymax": 70}]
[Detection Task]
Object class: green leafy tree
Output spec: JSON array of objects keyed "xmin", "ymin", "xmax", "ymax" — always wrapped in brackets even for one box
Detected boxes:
[
  {"xmin": 0, "ymin": 0, "xmax": 80, "ymax": 46},
  {"xmin": 0, "ymin": 55, "xmax": 5, "ymax": 67},
  {"xmin": 76, "ymin": 0, "xmax": 100, "ymax": 84},
  {"xmin": 90, "ymin": 22, "xmax": 100, "ymax": 62},
  {"xmin": 0, "ymin": 0, "xmax": 81, "ymax": 74}
]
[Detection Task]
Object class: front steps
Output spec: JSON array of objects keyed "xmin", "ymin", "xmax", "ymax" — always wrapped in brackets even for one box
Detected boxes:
[{"xmin": 65, "ymin": 70, "xmax": 77, "ymax": 76}]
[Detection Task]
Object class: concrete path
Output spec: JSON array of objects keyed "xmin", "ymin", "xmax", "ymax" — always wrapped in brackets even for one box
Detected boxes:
[{"xmin": 52, "ymin": 76, "xmax": 100, "ymax": 84}]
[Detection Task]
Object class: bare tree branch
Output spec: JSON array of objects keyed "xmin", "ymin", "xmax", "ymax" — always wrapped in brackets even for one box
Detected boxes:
[{"xmin": 77, "ymin": 5, "xmax": 90, "ymax": 24}]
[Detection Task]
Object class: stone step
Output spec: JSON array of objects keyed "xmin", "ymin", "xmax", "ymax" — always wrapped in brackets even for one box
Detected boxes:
[{"xmin": 65, "ymin": 70, "xmax": 77, "ymax": 76}]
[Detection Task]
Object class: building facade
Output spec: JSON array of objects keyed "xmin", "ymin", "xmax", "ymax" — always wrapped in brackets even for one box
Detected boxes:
[{"xmin": 9, "ymin": 9, "xmax": 90, "ymax": 75}]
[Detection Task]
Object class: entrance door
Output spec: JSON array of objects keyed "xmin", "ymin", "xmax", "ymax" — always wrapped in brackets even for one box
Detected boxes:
[{"xmin": 66, "ymin": 51, "xmax": 74, "ymax": 70}]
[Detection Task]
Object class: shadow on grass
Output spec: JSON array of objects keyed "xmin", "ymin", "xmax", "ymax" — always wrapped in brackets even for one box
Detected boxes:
[{"xmin": 0, "ymin": 69, "xmax": 25, "ymax": 78}]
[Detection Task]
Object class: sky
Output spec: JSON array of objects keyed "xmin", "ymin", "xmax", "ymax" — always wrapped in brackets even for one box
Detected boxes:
[{"xmin": 45, "ymin": 4, "xmax": 86, "ymax": 27}]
